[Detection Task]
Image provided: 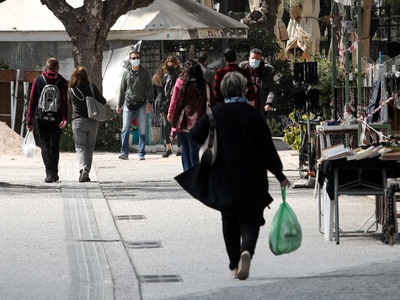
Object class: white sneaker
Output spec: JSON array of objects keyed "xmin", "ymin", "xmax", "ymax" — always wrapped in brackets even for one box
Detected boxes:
[
  {"xmin": 231, "ymin": 268, "xmax": 238, "ymax": 279},
  {"xmin": 237, "ymin": 251, "xmax": 251, "ymax": 280}
]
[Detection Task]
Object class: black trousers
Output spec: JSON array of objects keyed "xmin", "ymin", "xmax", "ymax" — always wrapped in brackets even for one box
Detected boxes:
[
  {"xmin": 36, "ymin": 118, "xmax": 62, "ymax": 174},
  {"xmin": 221, "ymin": 212, "xmax": 260, "ymax": 270}
]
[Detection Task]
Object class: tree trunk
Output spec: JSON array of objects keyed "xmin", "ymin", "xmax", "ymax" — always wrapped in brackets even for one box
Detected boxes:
[
  {"xmin": 40, "ymin": 0, "xmax": 154, "ymax": 92},
  {"xmin": 361, "ymin": 0, "xmax": 372, "ymax": 58},
  {"xmin": 70, "ymin": 42, "xmax": 105, "ymax": 91},
  {"xmin": 266, "ymin": 0, "xmax": 279, "ymax": 35}
]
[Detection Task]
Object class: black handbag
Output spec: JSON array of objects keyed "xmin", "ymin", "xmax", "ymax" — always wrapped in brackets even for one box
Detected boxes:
[
  {"xmin": 198, "ymin": 85, "xmax": 217, "ymax": 165},
  {"xmin": 126, "ymin": 99, "xmax": 145, "ymax": 111},
  {"xmin": 198, "ymin": 106, "xmax": 217, "ymax": 165}
]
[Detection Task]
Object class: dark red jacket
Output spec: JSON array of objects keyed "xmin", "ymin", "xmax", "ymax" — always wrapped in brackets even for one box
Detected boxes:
[{"xmin": 27, "ymin": 71, "xmax": 68, "ymax": 127}]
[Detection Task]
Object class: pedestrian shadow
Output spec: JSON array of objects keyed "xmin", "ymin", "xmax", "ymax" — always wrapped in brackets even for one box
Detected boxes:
[{"xmin": 0, "ymin": 182, "xmax": 60, "ymax": 192}]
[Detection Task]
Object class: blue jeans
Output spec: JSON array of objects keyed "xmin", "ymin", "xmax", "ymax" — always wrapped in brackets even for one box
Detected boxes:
[
  {"xmin": 120, "ymin": 102, "xmax": 147, "ymax": 158},
  {"xmin": 179, "ymin": 132, "xmax": 199, "ymax": 171}
]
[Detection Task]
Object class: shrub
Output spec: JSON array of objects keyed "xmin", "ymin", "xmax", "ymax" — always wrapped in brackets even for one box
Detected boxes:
[{"xmin": 60, "ymin": 116, "xmax": 121, "ymax": 152}]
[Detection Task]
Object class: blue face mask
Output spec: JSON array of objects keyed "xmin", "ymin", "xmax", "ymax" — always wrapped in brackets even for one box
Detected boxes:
[
  {"xmin": 131, "ymin": 59, "xmax": 140, "ymax": 67},
  {"xmin": 249, "ymin": 58, "xmax": 260, "ymax": 69}
]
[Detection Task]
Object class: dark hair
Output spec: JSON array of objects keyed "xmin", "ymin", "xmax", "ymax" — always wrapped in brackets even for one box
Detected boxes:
[
  {"xmin": 250, "ymin": 48, "xmax": 263, "ymax": 56},
  {"xmin": 69, "ymin": 65, "xmax": 89, "ymax": 88},
  {"xmin": 129, "ymin": 51, "xmax": 139, "ymax": 57},
  {"xmin": 197, "ymin": 51, "xmax": 208, "ymax": 64},
  {"xmin": 178, "ymin": 60, "xmax": 206, "ymax": 103},
  {"xmin": 223, "ymin": 48, "xmax": 237, "ymax": 63}
]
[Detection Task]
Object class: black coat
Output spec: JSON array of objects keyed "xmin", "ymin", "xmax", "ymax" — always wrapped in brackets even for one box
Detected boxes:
[
  {"xmin": 176, "ymin": 102, "xmax": 286, "ymax": 225},
  {"xmin": 239, "ymin": 61, "xmax": 277, "ymax": 113}
]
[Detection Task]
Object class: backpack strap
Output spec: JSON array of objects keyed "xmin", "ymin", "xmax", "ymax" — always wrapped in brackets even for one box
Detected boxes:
[
  {"xmin": 69, "ymin": 87, "xmax": 85, "ymax": 101},
  {"xmin": 53, "ymin": 77, "xmax": 63, "ymax": 88},
  {"xmin": 39, "ymin": 74, "xmax": 63, "ymax": 88},
  {"xmin": 40, "ymin": 74, "xmax": 48, "ymax": 85}
]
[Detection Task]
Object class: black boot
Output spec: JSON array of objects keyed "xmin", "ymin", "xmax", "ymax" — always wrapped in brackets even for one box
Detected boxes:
[
  {"xmin": 162, "ymin": 149, "xmax": 172, "ymax": 158},
  {"xmin": 44, "ymin": 170, "xmax": 54, "ymax": 183},
  {"xmin": 52, "ymin": 169, "xmax": 59, "ymax": 182}
]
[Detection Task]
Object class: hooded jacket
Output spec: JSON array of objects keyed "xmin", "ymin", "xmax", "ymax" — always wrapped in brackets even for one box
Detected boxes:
[
  {"xmin": 118, "ymin": 65, "xmax": 154, "ymax": 108},
  {"xmin": 27, "ymin": 70, "xmax": 68, "ymax": 127}
]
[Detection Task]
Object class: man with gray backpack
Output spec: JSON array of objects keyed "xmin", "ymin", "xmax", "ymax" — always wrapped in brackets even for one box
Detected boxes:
[{"xmin": 26, "ymin": 57, "xmax": 68, "ymax": 183}]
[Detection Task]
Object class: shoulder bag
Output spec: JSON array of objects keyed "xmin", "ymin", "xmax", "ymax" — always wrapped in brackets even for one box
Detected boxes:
[
  {"xmin": 198, "ymin": 85, "xmax": 217, "ymax": 165},
  {"xmin": 86, "ymin": 83, "xmax": 108, "ymax": 121},
  {"xmin": 126, "ymin": 99, "xmax": 145, "ymax": 111}
]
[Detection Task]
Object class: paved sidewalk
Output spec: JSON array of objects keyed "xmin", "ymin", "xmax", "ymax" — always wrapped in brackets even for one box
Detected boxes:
[{"xmin": 0, "ymin": 138, "xmax": 399, "ymax": 300}]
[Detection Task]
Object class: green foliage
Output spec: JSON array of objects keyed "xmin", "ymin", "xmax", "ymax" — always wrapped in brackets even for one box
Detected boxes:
[
  {"xmin": 59, "ymin": 117, "xmax": 121, "ymax": 152},
  {"xmin": 282, "ymin": 111, "xmax": 302, "ymax": 152},
  {"xmin": 315, "ymin": 54, "xmax": 344, "ymax": 119},
  {"xmin": 95, "ymin": 118, "xmax": 121, "ymax": 151},
  {"xmin": 59, "ymin": 124, "xmax": 75, "ymax": 152}
]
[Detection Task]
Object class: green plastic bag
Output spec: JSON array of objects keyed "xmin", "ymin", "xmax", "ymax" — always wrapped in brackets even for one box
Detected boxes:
[{"xmin": 269, "ymin": 187, "xmax": 302, "ymax": 255}]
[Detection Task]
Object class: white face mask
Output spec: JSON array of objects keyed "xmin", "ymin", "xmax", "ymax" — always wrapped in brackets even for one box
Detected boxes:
[
  {"xmin": 249, "ymin": 58, "xmax": 260, "ymax": 69},
  {"xmin": 131, "ymin": 59, "xmax": 140, "ymax": 67}
]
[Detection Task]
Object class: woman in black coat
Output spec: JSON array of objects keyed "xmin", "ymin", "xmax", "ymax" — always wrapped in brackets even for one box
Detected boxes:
[
  {"xmin": 160, "ymin": 55, "xmax": 182, "ymax": 157},
  {"xmin": 181, "ymin": 71, "xmax": 290, "ymax": 280}
]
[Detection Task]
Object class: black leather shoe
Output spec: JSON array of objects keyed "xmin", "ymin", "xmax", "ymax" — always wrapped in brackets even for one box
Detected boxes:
[{"xmin": 162, "ymin": 149, "xmax": 172, "ymax": 158}]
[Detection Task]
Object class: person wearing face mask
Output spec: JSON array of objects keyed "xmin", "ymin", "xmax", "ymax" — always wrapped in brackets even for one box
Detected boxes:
[
  {"xmin": 239, "ymin": 48, "xmax": 277, "ymax": 115},
  {"xmin": 116, "ymin": 51, "xmax": 153, "ymax": 161},
  {"xmin": 160, "ymin": 55, "xmax": 182, "ymax": 158}
]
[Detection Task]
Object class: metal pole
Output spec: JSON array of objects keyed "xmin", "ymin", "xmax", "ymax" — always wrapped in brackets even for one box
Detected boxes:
[
  {"xmin": 357, "ymin": 0, "xmax": 362, "ymax": 140},
  {"xmin": 344, "ymin": 6, "xmax": 351, "ymax": 146},
  {"xmin": 220, "ymin": 0, "xmax": 229, "ymax": 66},
  {"xmin": 344, "ymin": 7, "xmax": 350, "ymax": 108},
  {"xmin": 331, "ymin": 1, "xmax": 338, "ymax": 120}
]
